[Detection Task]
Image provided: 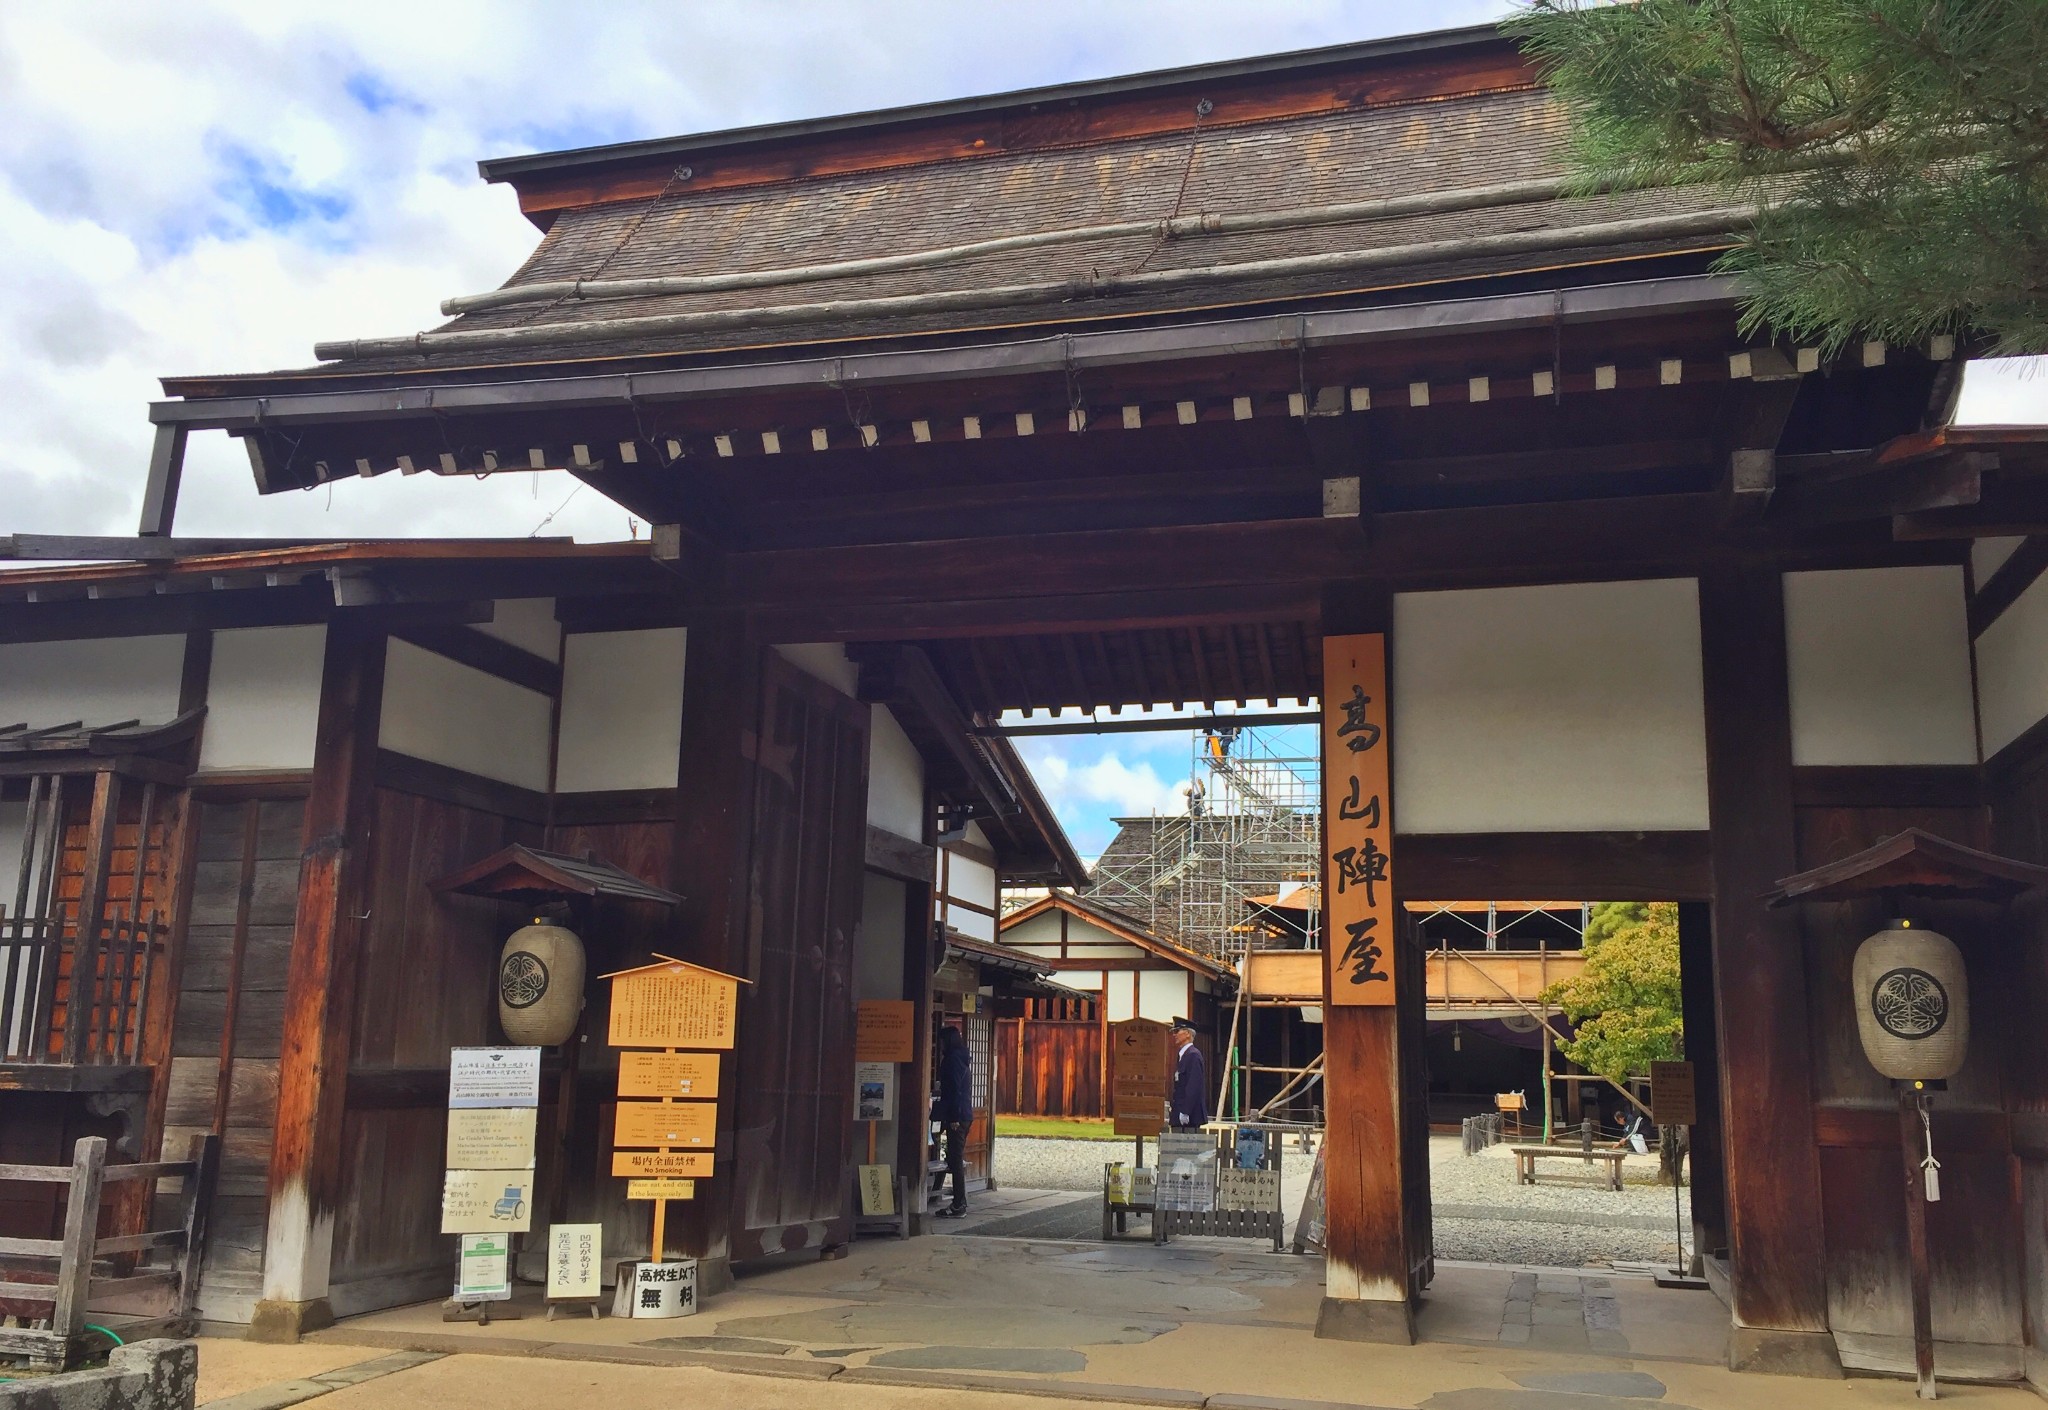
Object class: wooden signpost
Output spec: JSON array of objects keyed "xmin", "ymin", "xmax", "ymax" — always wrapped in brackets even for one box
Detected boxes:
[
  {"xmin": 1110, "ymin": 1018, "xmax": 1171, "ymax": 1138},
  {"xmin": 1322, "ymin": 635, "xmax": 1395, "ymax": 1006},
  {"xmin": 853, "ymin": 999, "xmax": 913, "ymax": 1237},
  {"xmin": 602, "ymin": 955, "xmax": 746, "ymax": 1274}
]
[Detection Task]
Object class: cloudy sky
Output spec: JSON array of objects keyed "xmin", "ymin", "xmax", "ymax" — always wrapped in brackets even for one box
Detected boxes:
[{"xmin": 3, "ymin": 0, "xmax": 2043, "ymax": 857}]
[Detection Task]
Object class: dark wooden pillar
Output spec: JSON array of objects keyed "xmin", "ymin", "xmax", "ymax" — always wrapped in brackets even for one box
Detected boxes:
[
  {"xmin": 667, "ymin": 611, "xmax": 760, "ymax": 1289},
  {"xmin": 1698, "ymin": 564, "xmax": 1839, "ymax": 1376},
  {"xmin": 1676, "ymin": 900, "xmax": 1727, "ymax": 1268},
  {"xmin": 251, "ymin": 616, "xmax": 385, "ymax": 1341},
  {"xmin": 1315, "ymin": 582, "xmax": 1423, "ymax": 1344}
]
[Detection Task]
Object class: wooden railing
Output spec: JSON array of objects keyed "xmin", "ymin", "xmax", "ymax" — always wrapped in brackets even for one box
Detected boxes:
[{"xmin": 0, "ymin": 1134, "xmax": 217, "ymax": 1369}]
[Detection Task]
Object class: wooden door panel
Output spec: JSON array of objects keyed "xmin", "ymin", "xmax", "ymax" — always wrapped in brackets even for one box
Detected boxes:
[{"xmin": 731, "ymin": 653, "xmax": 870, "ymax": 1256}]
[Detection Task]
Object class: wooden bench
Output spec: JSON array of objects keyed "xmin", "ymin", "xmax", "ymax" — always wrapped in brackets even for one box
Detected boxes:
[{"xmin": 1511, "ymin": 1144, "xmax": 1626, "ymax": 1192}]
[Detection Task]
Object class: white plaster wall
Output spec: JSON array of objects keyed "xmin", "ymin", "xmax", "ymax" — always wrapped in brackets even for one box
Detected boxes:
[
  {"xmin": 1138, "ymin": 968, "xmax": 1186, "ymax": 1024},
  {"xmin": 1783, "ymin": 567, "xmax": 1977, "ymax": 766},
  {"xmin": 0, "ymin": 636, "xmax": 185, "ymax": 729},
  {"xmin": 1058, "ymin": 968, "xmax": 1105, "ymax": 995},
  {"xmin": 554, "ymin": 628, "xmax": 687, "ymax": 793},
  {"xmin": 868, "ymin": 706, "xmax": 925, "ymax": 841},
  {"xmin": 855, "ymin": 871, "xmax": 909, "ymax": 1168},
  {"xmin": 1977, "ymin": 571, "xmax": 2048, "ymax": 758},
  {"xmin": 1392, "ymin": 580, "xmax": 1709, "ymax": 833},
  {"xmin": 197, "ymin": 625, "xmax": 326, "ymax": 773},
  {"xmin": 776, "ymin": 642, "xmax": 861, "ymax": 696},
  {"xmin": 1000, "ymin": 911, "xmax": 1062, "ymax": 953},
  {"xmin": 1973, "ymin": 536, "xmax": 2026, "ymax": 588},
  {"xmin": 1106, "ymin": 972, "xmax": 1137, "ymax": 1022},
  {"xmin": 380, "ymin": 639, "xmax": 553, "ymax": 792},
  {"xmin": 1066, "ymin": 942, "xmax": 1145, "ymax": 960},
  {"xmin": 476, "ymin": 599, "xmax": 561, "ymax": 661},
  {"xmin": 944, "ymin": 847, "xmax": 998, "ymax": 942}
]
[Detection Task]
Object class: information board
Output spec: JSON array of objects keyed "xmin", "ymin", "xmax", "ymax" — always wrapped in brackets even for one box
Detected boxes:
[
  {"xmin": 1110, "ymin": 1018, "xmax": 1171, "ymax": 1136},
  {"xmin": 1650, "ymin": 1061, "xmax": 1697, "ymax": 1126},
  {"xmin": 855, "ymin": 1000, "xmax": 917, "ymax": 1063},
  {"xmin": 547, "ymin": 1224, "xmax": 602, "ymax": 1301},
  {"xmin": 613, "ymin": 1100, "xmax": 717, "ymax": 1149},
  {"xmin": 448, "ymin": 1047, "xmax": 542, "ymax": 1109},
  {"xmin": 1322, "ymin": 634, "xmax": 1397, "ymax": 1007},
  {"xmin": 457, "ymin": 1233, "xmax": 511, "ymax": 1301},
  {"xmin": 441, "ymin": 1168, "xmax": 534, "ymax": 1234},
  {"xmin": 612, "ymin": 1149, "xmax": 714, "ymax": 1178},
  {"xmin": 607, "ymin": 961, "xmax": 739, "ymax": 1050},
  {"xmin": 855, "ymin": 1061, "xmax": 896, "ymax": 1121},
  {"xmin": 446, "ymin": 1107, "xmax": 538, "ymax": 1170},
  {"xmin": 617, "ymin": 1051, "xmax": 720, "ymax": 1099}
]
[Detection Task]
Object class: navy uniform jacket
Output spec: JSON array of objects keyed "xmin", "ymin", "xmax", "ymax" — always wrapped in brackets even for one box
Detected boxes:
[
  {"xmin": 936, "ymin": 1043, "xmax": 974, "ymax": 1125},
  {"xmin": 1170, "ymin": 1042, "xmax": 1209, "ymax": 1129}
]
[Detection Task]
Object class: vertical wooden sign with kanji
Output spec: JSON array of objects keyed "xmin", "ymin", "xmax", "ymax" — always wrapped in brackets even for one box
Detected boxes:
[{"xmin": 1323, "ymin": 634, "xmax": 1396, "ymax": 1006}]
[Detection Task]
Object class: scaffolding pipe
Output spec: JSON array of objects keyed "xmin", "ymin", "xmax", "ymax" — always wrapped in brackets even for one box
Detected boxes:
[
  {"xmin": 314, "ymin": 206, "xmax": 1754, "ymax": 362},
  {"xmin": 438, "ymin": 174, "xmax": 1653, "ymax": 317}
]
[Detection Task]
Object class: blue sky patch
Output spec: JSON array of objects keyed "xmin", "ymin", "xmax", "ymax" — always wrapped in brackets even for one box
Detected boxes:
[
  {"xmin": 208, "ymin": 139, "xmax": 352, "ymax": 243},
  {"xmin": 343, "ymin": 70, "xmax": 424, "ymax": 117}
]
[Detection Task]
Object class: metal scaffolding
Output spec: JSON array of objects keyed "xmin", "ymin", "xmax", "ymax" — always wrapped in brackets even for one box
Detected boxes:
[{"xmin": 1086, "ymin": 726, "xmax": 1320, "ymax": 963}]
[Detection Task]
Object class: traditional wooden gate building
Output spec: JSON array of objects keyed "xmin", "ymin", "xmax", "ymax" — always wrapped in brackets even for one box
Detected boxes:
[{"xmin": 6, "ymin": 19, "xmax": 2048, "ymax": 1388}]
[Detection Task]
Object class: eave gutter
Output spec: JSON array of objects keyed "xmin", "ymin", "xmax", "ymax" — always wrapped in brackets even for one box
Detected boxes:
[{"xmin": 152, "ymin": 272, "xmax": 1742, "ymax": 432}]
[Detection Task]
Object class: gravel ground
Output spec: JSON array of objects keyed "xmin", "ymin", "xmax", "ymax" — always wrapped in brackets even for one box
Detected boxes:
[{"xmin": 993, "ymin": 1132, "xmax": 1690, "ymax": 1268}]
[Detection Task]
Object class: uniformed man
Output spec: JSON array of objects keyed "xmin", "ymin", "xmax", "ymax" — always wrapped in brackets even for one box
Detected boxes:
[{"xmin": 1168, "ymin": 1019, "xmax": 1209, "ymax": 1130}]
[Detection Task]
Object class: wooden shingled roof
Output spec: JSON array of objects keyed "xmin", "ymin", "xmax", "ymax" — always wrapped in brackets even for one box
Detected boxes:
[{"xmin": 173, "ymin": 27, "xmax": 1748, "ymax": 384}]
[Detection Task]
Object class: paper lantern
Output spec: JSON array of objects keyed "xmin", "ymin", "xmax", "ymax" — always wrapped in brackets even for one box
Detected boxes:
[
  {"xmin": 1851, "ymin": 920, "xmax": 1967, "ymax": 1081},
  {"xmin": 498, "ymin": 919, "xmax": 586, "ymax": 1046}
]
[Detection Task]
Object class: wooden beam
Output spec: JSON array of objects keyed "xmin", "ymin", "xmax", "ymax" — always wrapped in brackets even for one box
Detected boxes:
[
  {"xmin": 387, "ymin": 622, "xmax": 561, "ymax": 696},
  {"xmin": 257, "ymin": 614, "xmax": 386, "ymax": 1337},
  {"xmin": 373, "ymin": 748, "xmax": 550, "ymax": 826},
  {"xmin": 1789, "ymin": 765, "xmax": 1983, "ymax": 810},
  {"xmin": 1970, "ymin": 534, "xmax": 2048, "ymax": 638},
  {"xmin": 1773, "ymin": 451, "xmax": 1985, "ymax": 527},
  {"xmin": 1718, "ymin": 379, "xmax": 1802, "ymax": 522},
  {"xmin": 866, "ymin": 825, "xmax": 937, "ymax": 885},
  {"xmin": 1697, "ymin": 563, "xmax": 1832, "ymax": 1351},
  {"xmin": 1398, "ymin": 830, "xmax": 1712, "ymax": 901},
  {"xmin": 854, "ymin": 646, "xmax": 1021, "ymax": 819},
  {"xmin": 137, "ymin": 425, "xmax": 190, "ymax": 537},
  {"xmin": 1894, "ymin": 470, "xmax": 2048, "ymax": 540}
]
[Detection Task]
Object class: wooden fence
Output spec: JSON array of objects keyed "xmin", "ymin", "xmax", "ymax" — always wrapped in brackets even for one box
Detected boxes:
[
  {"xmin": 0, "ymin": 1134, "xmax": 217, "ymax": 1369},
  {"xmin": 996, "ymin": 1017, "xmax": 1103, "ymax": 1117}
]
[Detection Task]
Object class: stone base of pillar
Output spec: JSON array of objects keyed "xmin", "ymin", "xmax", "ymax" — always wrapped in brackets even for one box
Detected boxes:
[
  {"xmin": 694, "ymin": 1256, "xmax": 734, "ymax": 1298},
  {"xmin": 1315, "ymin": 1295, "xmax": 1416, "ymax": 1345},
  {"xmin": 1728, "ymin": 1325, "xmax": 1844, "ymax": 1378},
  {"xmin": 246, "ymin": 1297, "xmax": 335, "ymax": 1344}
]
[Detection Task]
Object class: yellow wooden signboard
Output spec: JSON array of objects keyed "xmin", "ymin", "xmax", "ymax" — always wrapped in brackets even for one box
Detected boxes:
[
  {"xmin": 605, "ymin": 958, "xmax": 742, "ymax": 1050},
  {"xmin": 1109, "ymin": 1018, "xmax": 1172, "ymax": 1136},
  {"xmin": 855, "ymin": 999, "xmax": 917, "ymax": 1064},
  {"xmin": 626, "ymin": 1179, "xmax": 697, "ymax": 1201},
  {"xmin": 614, "ymin": 1099, "xmax": 717, "ymax": 1149},
  {"xmin": 617, "ymin": 1050, "xmax": 720, "ymax": 1099},
  {"xmin": 1322, "ymin": 634, "xmax": 1397, "ymax": 1006},
  {"xmin": 611, "ymin": 1149, "xmax": 714, "ymax": 1178}
]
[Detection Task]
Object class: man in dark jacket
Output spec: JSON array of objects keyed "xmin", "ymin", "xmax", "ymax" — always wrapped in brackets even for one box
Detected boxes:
[
  {"xmin": 1169, "ymin": 1019, "xmax": 1209, "ymax": 1130},
  {"xmin": 934, "ymin": 1026, "xmax": 974, "ymax": 1216}
]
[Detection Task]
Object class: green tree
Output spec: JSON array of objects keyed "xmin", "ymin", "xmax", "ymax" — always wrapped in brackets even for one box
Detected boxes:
[
  {"xmin": 1544, "ymin": 901, "xmax": 1684, "ymax": 1083},
  {"xmin": 1581, "ymin": 900, "xmax": 1647, "ymax": 949},
  {"xmin": 1511, "ymin": 1, "xmax": 2048, "ymax": 354}
]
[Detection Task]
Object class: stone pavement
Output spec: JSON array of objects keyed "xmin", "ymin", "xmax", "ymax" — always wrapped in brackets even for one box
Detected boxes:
[{"xmin": 173, "ymin": 1230, "xmax": 2037, "ymax": 1410}]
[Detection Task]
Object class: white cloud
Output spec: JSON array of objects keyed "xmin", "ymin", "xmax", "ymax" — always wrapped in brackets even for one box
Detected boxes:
[
  {"xmin": 0, "ymin": 0, "xmax": 1504, "ymax": 542},
  {"xmin": 1020, "ymin": 737, "xmax": 1190, "ymax": 824}
]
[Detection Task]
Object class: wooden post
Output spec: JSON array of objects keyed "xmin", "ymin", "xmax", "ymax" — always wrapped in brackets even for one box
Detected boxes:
[
  {"xmin": 252, "ymin": 616, "xmax": 385, "ymax": 1342},
  {"xmin": 1900, "ymin": 1089, "xmax": 1937, "ymax": 1400},
  {"xmin": 667, "ymin": 613, "xmax": 759, "ymax": 1289},
  {"xmin": 53, "ymin": 1136, "xmax": 107, "ymax": 1357},
  {"xmin": 62, "ymin": 772, "xmax": 121, "ymax": 1062},
  {"xmin": 174, "ymin": 1133, "xmax": 221, "ymax": 1323},
  {"xmin": 1314, "ymin": 584, "xmax": 1417, "ymax": 1345},
  {"xmin": 1699, "ymin": 564, "xmax": 1837, "ymax": 1375}
]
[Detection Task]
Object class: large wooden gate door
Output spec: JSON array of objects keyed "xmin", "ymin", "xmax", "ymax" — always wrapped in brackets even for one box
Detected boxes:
[{"xmin": 730, "ymin": 652, "xmax": 871, "ymax": 1258}]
